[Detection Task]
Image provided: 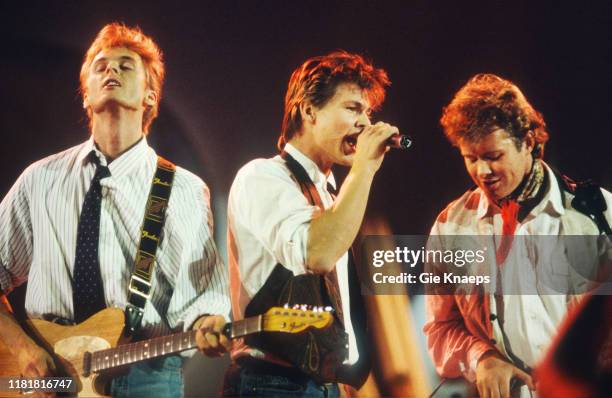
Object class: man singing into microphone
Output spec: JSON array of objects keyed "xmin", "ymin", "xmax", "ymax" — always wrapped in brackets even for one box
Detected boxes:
[
  {"xmin": 0, "ymin": 23, "xmax": 230, "ymax": 397},
  {"xmin": 224, "ymin": 51, "xmax": 397, "ymax": 397},
  {"xmin": 423, "ymin": 74, "xmax": 611, "ymax": 398}
]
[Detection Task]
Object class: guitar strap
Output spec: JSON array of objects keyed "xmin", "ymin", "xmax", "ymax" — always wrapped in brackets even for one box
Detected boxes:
[
  {"xmin": 125, "ymin": 156, "xmax": 176, "ymax": 335},
  {"xmin": 552, "ymin": 169, "xmax": 611, "ymax": 235}
]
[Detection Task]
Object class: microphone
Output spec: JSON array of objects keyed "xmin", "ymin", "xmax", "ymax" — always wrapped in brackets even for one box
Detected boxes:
[{"xmin": 387, "ymin": 134, "xmax": 413, "ymax": 149}]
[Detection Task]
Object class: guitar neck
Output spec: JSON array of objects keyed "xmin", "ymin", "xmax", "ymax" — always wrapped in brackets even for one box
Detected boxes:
[{"xmin": 91, "ymin": 315, "xmax": 263, "ymax": 373}]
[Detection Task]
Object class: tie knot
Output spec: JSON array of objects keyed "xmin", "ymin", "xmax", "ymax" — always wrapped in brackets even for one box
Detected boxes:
[
  {"xmin": 89, "ymin": 152, "xmax": 111, "ymax": 180},
  {"xmin": 326, "ymin": 182, "xmax": 337, "ymax": 196}
]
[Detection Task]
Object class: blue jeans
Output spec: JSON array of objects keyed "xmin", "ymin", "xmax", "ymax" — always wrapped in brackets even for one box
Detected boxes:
[
  {"xmin": 110, "ymin": 355, "xmax": 184, "ymax": 398},
  {"xmin": 223, "ymin": 364, "xmax": 340, "ymax": 398}
]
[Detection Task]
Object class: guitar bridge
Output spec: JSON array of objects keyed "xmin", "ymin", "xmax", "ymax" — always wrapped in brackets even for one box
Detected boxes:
[{"xmin": 82, "ymin": 351, "xmax": 92, "ymax": 377}]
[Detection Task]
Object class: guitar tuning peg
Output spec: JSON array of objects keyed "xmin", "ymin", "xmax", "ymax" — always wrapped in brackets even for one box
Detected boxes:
[
  {"xmin": 300, "ymin": 304, "xmax": 308, "ymax": 311},
  {"xmin": 283, "ymin": 303, "xmax": 289, "ymax": 309},
  {"xmin": 324, "ymin": 306, "xmax": 333, "ymax": 312},
  {"xmin": 292, "ymin": 304, "xmax": 300, "ymax": 310}
]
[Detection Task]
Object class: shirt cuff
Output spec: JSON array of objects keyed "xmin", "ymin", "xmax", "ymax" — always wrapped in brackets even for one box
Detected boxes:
[
  {"xmin": 275, "ymin": 220, "xmax": 311, "ymax": 276},
  {"xmin": 178, "ymin": 298, "xmax": 231, "ymax": 333}
]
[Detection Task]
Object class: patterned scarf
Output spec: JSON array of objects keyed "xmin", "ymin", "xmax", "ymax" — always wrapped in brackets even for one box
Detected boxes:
[{"xmin": 496, "ymin": 159, "xmax": 546, "ymax": 265}]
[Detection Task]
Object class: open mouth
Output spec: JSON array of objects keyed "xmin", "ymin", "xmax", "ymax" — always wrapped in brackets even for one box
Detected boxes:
[
  {"xmin": 103, "ymin": 78, "xmax": 121, "ymax": 88},
  {"xmin": 343, "ymin": 133, "xmax": 359, "ymax": 154}
]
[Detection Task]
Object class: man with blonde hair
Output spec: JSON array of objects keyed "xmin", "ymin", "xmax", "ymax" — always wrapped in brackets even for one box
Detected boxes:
[{"xmin": 0, "ymin": 23, "xmax": 230, "ymax": 397}]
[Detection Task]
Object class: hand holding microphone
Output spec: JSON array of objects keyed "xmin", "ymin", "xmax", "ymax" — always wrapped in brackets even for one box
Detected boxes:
[
  {"xmin": 353, "ymin": 122, "xmax": 411, "ymax": 174},
  {"xmin": 387, "ymin": 134, "xmax": 412, "ymax": 150}
]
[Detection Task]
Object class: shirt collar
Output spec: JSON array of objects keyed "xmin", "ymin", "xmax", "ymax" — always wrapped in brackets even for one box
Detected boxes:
[
  {"xmin": 76, "ymin": 136, "xmax": 96, "ymax": 166},
  {"xmin": 77, "ymin": 135, "xmax": 150, "ymax": 178},
  {"xmin": 476, "ymin": 161, "xmax": 565, "ymax": 219},
  {"xmin": 476, "ymin": 190, "xmax": 492, "ymax": 219},
  {"xmin": 283, "ymin": 143, "xmax": 336, "ymax": 190}
]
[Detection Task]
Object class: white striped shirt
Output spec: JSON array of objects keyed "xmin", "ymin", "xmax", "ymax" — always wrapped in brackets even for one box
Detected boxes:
[{"xmin": 0, "ymin": 136, "xmax": 230, "ymax": 338}]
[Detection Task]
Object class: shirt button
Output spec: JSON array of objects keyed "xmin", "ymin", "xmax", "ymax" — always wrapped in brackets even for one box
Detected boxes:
[
  {"xmin": 490, "ymin": 338, "xmax": 497, "ymax": 345},
  {"xmin": 490, "ymin": 313, "xmax": 497, "ymax": 321}
]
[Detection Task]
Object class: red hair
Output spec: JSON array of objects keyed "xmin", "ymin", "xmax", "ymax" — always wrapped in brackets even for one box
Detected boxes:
[
  {"xmin": 80, "ymin": 23, "xmax": 165, "ymax": 134},
  {"xmin": 278, "ymin": 50, "xmax": 390, "ymax": 150},
  {"xmin": 440, "ymin": 74, "xmax": 549, "ymax": 158}
]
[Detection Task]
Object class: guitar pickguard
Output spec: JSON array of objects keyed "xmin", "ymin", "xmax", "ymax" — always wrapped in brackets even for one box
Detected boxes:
[{"xmin": 54, "ymin": 335, "xmax": 110, "ymax": 359}]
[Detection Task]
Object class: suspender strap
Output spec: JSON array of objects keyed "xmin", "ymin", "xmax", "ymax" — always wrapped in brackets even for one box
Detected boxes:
[
  {"xmin": 281, "ymin": 151, "xmax": 325, "ymax": 209},
  {"xmin": 279, "ymin": 150, "xmax": 371, "ymax": 386},
  {"xmin": 280, "ymin": 151, "xmax": 345, "ymax": 323},
  {"xmin": 126, "ymin": 156, "xmax": 176, "ymax": 334},
  {"xmin": 493, "ymin": 289, "xmax": 533, "ymax": 374}
]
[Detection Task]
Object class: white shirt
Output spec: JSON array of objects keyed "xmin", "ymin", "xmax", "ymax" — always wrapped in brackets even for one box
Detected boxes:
[
  {"xmin": 0, "ymin": 137, "xmax": 230, "ymax": 338},
  {"xmin": 430, "ymin": 163, "xmax": 611, "ymax": 395},
  {"xmin": 227, "ymin": 143, "xmax": 358, "ymax": 364}
]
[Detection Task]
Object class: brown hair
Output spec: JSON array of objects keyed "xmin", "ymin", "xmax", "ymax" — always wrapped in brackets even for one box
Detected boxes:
[
  {"xmin": 278, "ymin": 50, "xmax": 390, "ymax": 150},
  {"xmin": 440, "ymin": 74, "xmax": 549, "ymax": 158},
  {"xmin": 80, "ymin": 23, "xmax": 165, "ymax": 134}
]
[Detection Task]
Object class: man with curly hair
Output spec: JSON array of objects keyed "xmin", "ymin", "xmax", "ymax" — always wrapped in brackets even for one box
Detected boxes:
[{"xmin": 424, "ymin": 74, "xmax": 611, "ymax": 398}]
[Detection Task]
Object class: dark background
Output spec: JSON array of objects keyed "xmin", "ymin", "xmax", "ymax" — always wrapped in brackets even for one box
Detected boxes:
[
  {"xmin": 2, "ymin": 1, "xmax": 610, "ymax": 238},
  {"xmin": 1, "ymin": 1, "xmax": 610, "ymax": 395}
]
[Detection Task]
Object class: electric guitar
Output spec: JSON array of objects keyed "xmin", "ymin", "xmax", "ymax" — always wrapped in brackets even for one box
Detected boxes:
[{"xmin": 0, "ymin": 306, "xmax": 332, "ymax": 397}]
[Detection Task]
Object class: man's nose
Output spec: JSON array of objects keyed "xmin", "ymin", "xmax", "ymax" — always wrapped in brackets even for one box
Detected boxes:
[
  {"xmin": 105, "ymin": 62, "xmax": 120, "ymax": 75},
  {"xmin": 356, "ymin": 112, "xmax": 371, "ymax": 127},
  {"xmin": 476, "ymin": 160, "xmax": 492, "ymax": 177}
]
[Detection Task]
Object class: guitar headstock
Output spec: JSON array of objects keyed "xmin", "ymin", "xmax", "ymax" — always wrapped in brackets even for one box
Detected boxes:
[{"xmin": 262, "ymin": 306, "xmax": 333, "ymax": 333}]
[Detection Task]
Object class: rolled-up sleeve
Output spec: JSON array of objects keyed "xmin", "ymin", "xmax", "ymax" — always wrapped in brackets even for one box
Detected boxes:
[
  {"xmin": 423, "ymin": 221, "xmax": 495, "ymax": 381},
  {"xmin": 164, "ymin": 179, "xmax": 231, "ymax": 331},
  {"xmin": 230, "ymin": 159, "xmax": 316, "ymax": 276},
  {"xmin": 0, "ymin": 169, "xmax": 33, "ymax": 295},
  {"xmin": 424, "ymin": 293, "xmax": 494, "ymax": 381}
]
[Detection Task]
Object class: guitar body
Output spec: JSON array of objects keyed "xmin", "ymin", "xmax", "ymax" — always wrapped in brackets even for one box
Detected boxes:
[{"xmin": 0, "ymin": 308, "xmax": 126, "ymax": 397}]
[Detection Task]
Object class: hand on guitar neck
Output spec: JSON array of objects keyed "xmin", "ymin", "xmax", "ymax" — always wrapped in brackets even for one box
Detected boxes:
[{"xmin": 191, "ymin": 314, "xmax": 232, "ymax": 357}]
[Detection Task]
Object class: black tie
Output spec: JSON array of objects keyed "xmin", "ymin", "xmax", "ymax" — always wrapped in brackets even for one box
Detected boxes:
[{"xmin": 73, "ymin": 152, "xmax": 111, "ymax": 323}]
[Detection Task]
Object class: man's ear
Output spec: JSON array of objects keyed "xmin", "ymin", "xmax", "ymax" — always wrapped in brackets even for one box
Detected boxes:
[
  {"xmin": 82, "ymin": 93, "xmax": 89, "ymax": 109},
  {"xmin": 299, "ymin": 102, "xmax": 316, "ymax": 124},
  {"xmin": 144, "ymin": 89, "xmax": 158, "ymax": 107},
  {"xmin": 523, "ymin": 130, "xmax": 536, "ymax": 153}
]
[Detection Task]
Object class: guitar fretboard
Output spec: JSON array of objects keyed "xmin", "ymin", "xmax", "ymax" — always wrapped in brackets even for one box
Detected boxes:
[
  {"xmin": 91, "ymin": 330, "xmax": 197, "ymax": 372},
  {"xmin": 90, "ymin": 315, "xmax": 263, "ymax": 373}
]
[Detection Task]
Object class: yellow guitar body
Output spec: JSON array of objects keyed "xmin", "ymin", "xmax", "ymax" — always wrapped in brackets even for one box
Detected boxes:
[{"xmin": 0, "ymin": 308, "xmax": 126, "ymax": 397}]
